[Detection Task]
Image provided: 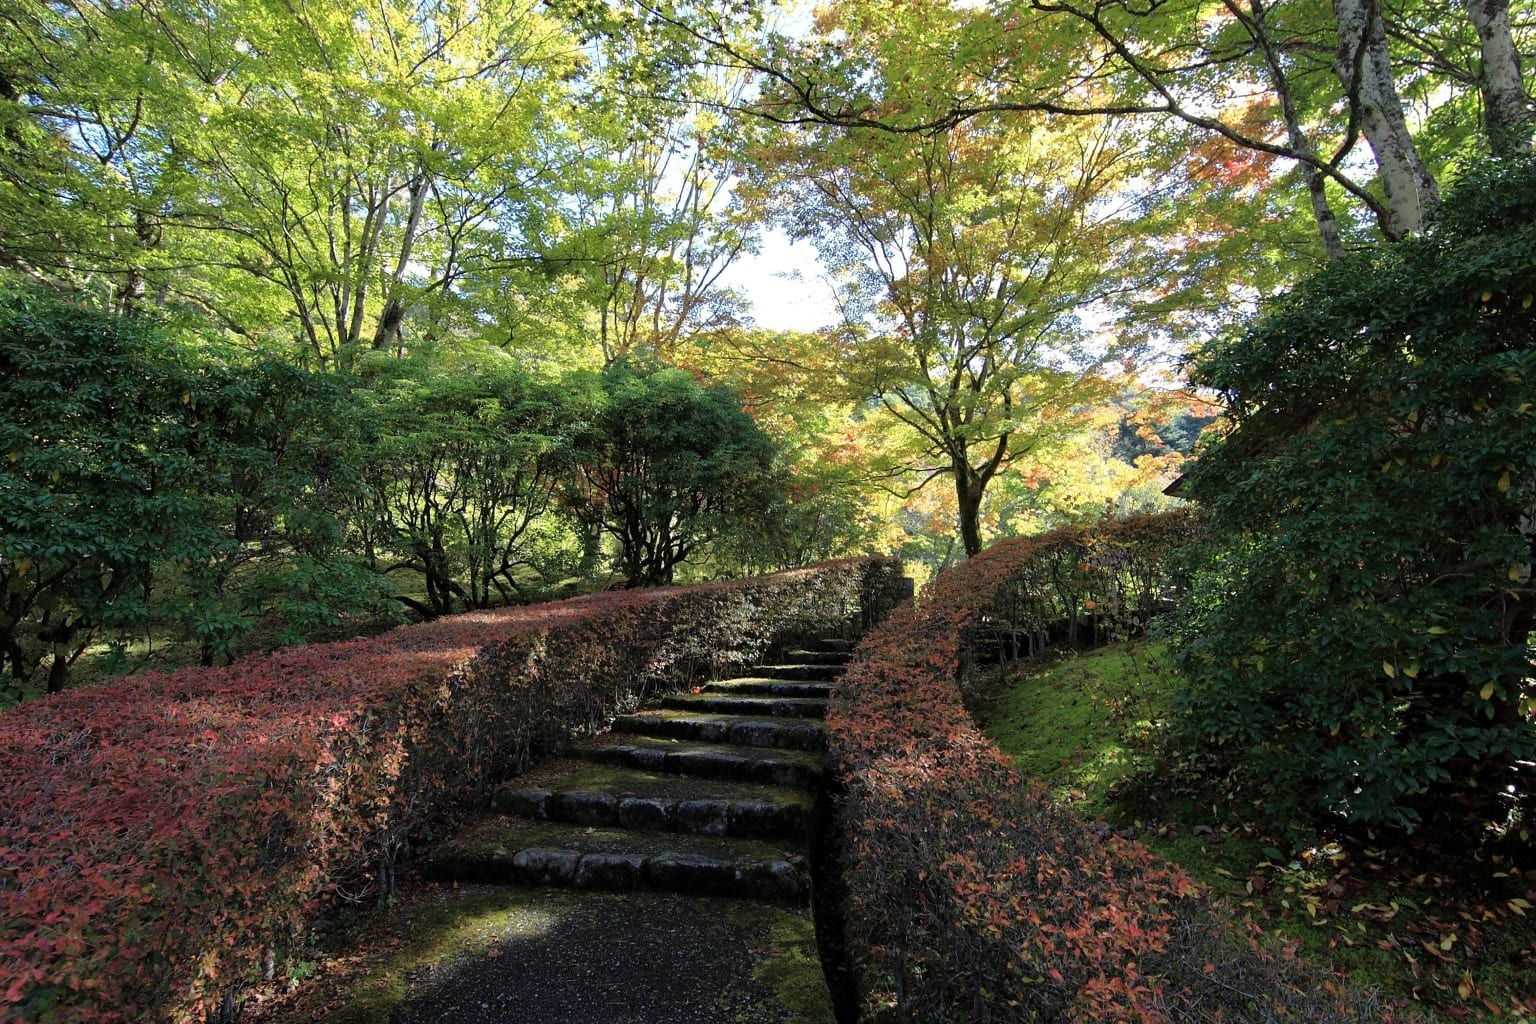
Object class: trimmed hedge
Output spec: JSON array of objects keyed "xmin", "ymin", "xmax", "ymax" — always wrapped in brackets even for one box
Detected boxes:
[
  {"xmin": 0, "ymin": 557, "xmax": 903, "ymax": 1023},
  {"xmin": 829, "ymin": 514, "xmax": 1400, "ymax": 1022}
]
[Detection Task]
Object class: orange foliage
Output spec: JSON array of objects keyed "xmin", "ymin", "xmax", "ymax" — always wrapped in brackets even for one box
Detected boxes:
[{"xmin": 829, "ymin": 514, "xmax": 1398, "ymax": 1022}]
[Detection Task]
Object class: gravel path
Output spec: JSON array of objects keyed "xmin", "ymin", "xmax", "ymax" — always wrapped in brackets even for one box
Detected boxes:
[{"xmin": 394, "ymin": 888, "xmax": 825, "ymax": 1024}]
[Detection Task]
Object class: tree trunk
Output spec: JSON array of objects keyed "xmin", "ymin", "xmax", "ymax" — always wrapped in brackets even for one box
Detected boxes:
[
  {"xmin": 1247, "ymin": 0, "xmax": 1344, "ymax": 257},
  {"xmin": 1463, "ymin": 0, "xmax": 1533, "ymax": 156},
  {"xmin": 955, "ymin": 470, "xmax": 986, "ymax": 558},
  {"xmin": 1333, "ymin": 0, "xmax": 1440, "ymax": 237},
  {"xmin": 373, "ymin": 164, "xmax": 433, "ymax": 351}
]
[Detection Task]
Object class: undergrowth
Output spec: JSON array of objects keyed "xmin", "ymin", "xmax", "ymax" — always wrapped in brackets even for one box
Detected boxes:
[{"xmin": 972, "ymin": 642, "xmax": 1536, "ymax": 1022}]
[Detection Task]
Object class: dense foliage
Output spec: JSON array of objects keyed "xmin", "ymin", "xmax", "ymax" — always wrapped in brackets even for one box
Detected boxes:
[
  {"xmin": 569, "ymin": 357, "xmax": 782, "ymax": 586},
  {"xmin": 1172, "ymin": 157, "xmax": 1536, "ymax": 832},
  {"xmin": 829, "ymin": 515, "xmax": 1394, "ymax": 1022},
  {"xmin": 0, "ymin": 292, "xmax": 390, "ymax": 700},
  {"xmin": 0, "ymin": 291, "xmax": 812, "ymax": 700},
  {"xmin": 352, "ymin": 347, "xmax": 579, "ymax": 615},
  {"xmin": 0, "ymin": 556, "xmax": 903, "ymax": 1022}
]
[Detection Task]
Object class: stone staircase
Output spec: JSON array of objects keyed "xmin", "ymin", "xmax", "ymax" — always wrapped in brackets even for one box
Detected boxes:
[
  {"xmin": 258, "ymin": 641, "xmax": 857, "ymax": 1024},
  {"xmin": 422, "ymin": 640, "xmax": 850, "ymax": 906}
]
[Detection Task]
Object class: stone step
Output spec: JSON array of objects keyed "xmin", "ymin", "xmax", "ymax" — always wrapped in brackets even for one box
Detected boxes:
[
  {"xmin": 702, "ymin": 677, "xmax": 834, "ymax": 699},
  {"xmin": 424, "ymin": 816, "xmax": 811, "ymax": 904},
  {"xmin": 781, "ymin": 649, "xmax": 851, "ymax": 667},
  {"xmin": 575, "ymin": 734, "xmax": 829, "ymax": 789},
  {"xmin": 494, "ymin": 760, "xmax": 815, "ymax": 841},
  {"xmin": 804, "ymin": 637, "xmax": 855, "ymax": 653},
  {"xmin": 660, "ymin": 692, "xmax": 828, "ymax": 719},
  {"xmin": 748, "ymin": 663, "xmax": 842, "ymax": 682},
  {"xmin": 611, "ymin": 709, "xmax": 828, "ymax": 751}
]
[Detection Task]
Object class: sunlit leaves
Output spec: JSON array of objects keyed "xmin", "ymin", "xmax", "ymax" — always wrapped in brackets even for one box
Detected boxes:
[{"xmin": 745, "ymin": 42, "xmax": 1159, "ymax": 554}]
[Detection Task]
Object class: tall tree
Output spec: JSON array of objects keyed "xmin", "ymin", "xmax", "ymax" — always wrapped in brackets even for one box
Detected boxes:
[
  {"xmin": 0, "ymin": 0, "xmax": 594, "ymax": 364},
  {"xmin": 180, "ymin": 0, "xmax": 583, "ymax": 367},
  {"xmin": 534, "ymin": 19, "xmax": 756, "ymax": 367},
  {"xmin": 748, "ymin": 100, "xmax": 1148, "ymax": 555}
]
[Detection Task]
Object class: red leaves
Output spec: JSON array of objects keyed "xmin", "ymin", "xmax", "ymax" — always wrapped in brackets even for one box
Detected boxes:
[
  {"xmin": 831, "ymin": 516, "xmax": 1373, "ymax": 1023},
  {"xmin": 0, "ymin": 557, "xmax": 901, "ymax": 1022}
]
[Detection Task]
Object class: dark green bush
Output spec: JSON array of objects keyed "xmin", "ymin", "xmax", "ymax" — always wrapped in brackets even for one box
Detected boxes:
[
  {"xmin": 0, "ymin": 291, "xmax": 388, "ymax": 699},
  {"xmin": 1172, "ymin": 157, "xmax": 1536, "ymax": 832},
  {"xmin": 570, "ymin": 355, "xmax": 783, "ymax": 586}
]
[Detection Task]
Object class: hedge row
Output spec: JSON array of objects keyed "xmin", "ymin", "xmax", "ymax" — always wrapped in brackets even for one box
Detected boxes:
[
  {"xmin": 828, "ymin": 515, "xmax": 1398, "ymax": 1023},
  {"xmin": 0, "ymin": 557, "xmax": 904, "ymax": 1023}
]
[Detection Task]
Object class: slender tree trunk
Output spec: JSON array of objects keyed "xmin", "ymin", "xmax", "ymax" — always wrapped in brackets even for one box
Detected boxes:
[
  {"xmin": 1333, "ymin": 0, "xmax": 1440, "ymax": 237},
  {"xmin": 373, "ymin": 162, "xmax": 433, "ymax": 351},
  {"xmin": 1246, "ymin": 0, "xmax": 1345, "ymax": 257},
  {"xmin": 955, "ymin": 468, "xmax": 986, "ymax": 558},
  {"xmin": 1463, "ymin": 0, "xmax": 1533, "ymax": 156}
]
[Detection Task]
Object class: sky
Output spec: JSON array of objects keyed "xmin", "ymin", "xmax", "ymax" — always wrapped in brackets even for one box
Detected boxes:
[{"xmin": 720, "ymin": 227, "xmax": 844, "ymax": 333}]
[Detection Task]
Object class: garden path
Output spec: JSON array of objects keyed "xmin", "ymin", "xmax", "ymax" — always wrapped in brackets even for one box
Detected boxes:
[{"xmin": 267, "ymin": 641, "xmax": 852, "ymax": 1023}]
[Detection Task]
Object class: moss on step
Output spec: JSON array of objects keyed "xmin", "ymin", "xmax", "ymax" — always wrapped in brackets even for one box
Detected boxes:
[
  {"xmin": 737, "ymin": 902, "xmax": 837, "ymax": 1024},
  {"xmin": 612, "ymin": 710, "xmax": 828, "ymax": 750},
  {"xmin": 498, "ymin": 758, "xmax": 816, "ymax": 809},
  {"xmin": 432, "ymin": 814, "xmax": 807, "ymax": 863},
  {"xmin": 577, "ymin": 734, "xmax": 829, "ymax": 789}
]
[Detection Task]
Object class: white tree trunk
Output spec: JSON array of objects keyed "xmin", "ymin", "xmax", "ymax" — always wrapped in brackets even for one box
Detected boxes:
[
  {"xmin": 1333, "ymin": 0, "xmax": 1441, "ymax": 238},
  {"xmin": 1463, "ymin": 0, "xmax": 1533, "ymax": 156}
]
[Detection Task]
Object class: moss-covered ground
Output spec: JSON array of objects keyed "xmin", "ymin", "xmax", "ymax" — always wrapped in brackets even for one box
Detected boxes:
[{"xmin": 972, "ymin": 642, "xmax": 1536, "ymax": 1023}]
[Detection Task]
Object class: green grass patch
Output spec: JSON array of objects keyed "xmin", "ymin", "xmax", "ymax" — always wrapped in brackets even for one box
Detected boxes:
[{"xmin": 970, "ymin": 641, "xmax": 1179, "ymax": 814}]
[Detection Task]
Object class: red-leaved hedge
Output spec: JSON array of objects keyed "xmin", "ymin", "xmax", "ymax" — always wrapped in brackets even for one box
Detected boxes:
[
  {"xmin": 830, "ymin": 514, "xmax": 1400, "ymax": 1023},
  {"xmin": 0, "ymin": 557, "xmax": 904, "ymax": 1023}
]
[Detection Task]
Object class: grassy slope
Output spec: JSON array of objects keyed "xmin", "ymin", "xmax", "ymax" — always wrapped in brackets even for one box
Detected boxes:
[{"xmin": 972, "ymin": 642, "xmax": 1536, "ymax": 1023}]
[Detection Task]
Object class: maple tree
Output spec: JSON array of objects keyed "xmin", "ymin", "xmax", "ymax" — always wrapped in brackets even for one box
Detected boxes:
[
  {"xmin": 652, "ymin": 0, "xmax": 1530, "ymax": 262},
  {"xmin": 746, "ymin": 81, "xmax": 1155, "ymax": 556}
]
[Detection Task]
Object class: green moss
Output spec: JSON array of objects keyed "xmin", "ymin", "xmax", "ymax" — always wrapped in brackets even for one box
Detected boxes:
[
  {"xmin": 975, "ymin": 642, "xmax": 1180, "ymax": 816},
  {"xmin": 729, "ymin": 903, "xmax": 836, "ymax": 1024},
  {"xmin": 507, "ymin": 758, "xmax": 815, "ymax": 810},
  {"xmin": 291, "ymin": 890, "xmax": 559, "ymax": 1024}
]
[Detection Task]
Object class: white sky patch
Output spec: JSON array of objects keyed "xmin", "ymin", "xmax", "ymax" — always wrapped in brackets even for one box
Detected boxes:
[{"xmin": 724, "ymin": 228, "xmax": 844, "ymax": 333}]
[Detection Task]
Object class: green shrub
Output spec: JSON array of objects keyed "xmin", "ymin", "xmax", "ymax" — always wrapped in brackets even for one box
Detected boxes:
[
  {"xmin": 0, "ymin": 291, "xmax": 387, "ymax": 698},
  {"xmin": 569, "ymin": 355, "xmax": 783, "ymax": 586},
  {"xmin": 1172, "ymin": 157, "xmax": 1536, "ymax": 832}
]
